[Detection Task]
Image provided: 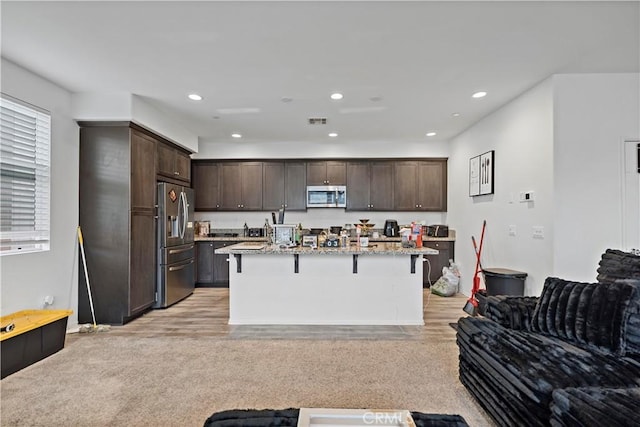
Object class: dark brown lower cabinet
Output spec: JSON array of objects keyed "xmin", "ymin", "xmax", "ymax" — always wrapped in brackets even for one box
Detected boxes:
[
  {"xmin": 129, "ymin": 211, "xmax": 157, "ymax": 313},
  {"xmin": 195, "ymin": 241, "xmax": 236, "ymax": 287},
  {"xmin": 195, "ymin": 242, "xmax": 215, "ymax": 285},
  {"xmin": 423, "ymin": 241, "xmax": 455, "ymax": 287},
  {"xmin": 213, "ymin": 241, "xmax": 234, "ymax": 285}
]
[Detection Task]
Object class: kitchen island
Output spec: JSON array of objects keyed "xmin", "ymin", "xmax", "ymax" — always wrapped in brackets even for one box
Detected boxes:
[{"xmin": 216, "ymin": 242, "xmax": 437, "ymax": 325}]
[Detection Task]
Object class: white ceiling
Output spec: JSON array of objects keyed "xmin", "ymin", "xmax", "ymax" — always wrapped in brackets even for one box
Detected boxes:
[{"xmin": 2, "ymin": 1, "xmax": 638, "ymax": 145}]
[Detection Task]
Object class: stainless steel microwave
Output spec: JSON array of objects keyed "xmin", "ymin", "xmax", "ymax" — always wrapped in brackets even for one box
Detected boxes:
[{"xmin": 306, "ymin": 185, "xmax": 347, "ymax": 208}]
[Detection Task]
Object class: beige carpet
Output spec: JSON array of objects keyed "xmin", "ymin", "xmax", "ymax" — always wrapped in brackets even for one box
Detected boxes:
[{"xmin": 0, "ymin": 332, "xmax": 493, "ymax": 427}]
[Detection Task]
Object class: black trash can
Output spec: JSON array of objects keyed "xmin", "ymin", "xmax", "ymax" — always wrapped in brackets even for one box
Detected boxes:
[{"xmin": 483, "ymin": 268, "xmax": 527, "ymax": 296}]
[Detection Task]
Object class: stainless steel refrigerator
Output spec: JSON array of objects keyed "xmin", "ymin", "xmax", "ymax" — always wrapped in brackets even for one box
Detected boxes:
[{"xmin": 155, "ymin": 182, "xmax": 195, "ymax": 308}]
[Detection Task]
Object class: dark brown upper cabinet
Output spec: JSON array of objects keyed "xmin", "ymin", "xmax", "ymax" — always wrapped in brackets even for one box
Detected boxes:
[
  {"xmin": 306, "ymin": 161, "xmax": 346, "ymax": 185},
  {"xmin": 193, "ymin": 162, "xmax": 221, "ymax": 211},
  {"xmin": 263, "ymin": 161, "xmax": 307, "ymax": 211},
  {"xmin": 157, "ymin": 141, "xmax": 191, "ymax": 183},
  {"xmin": 393, "ymin": 160, "xmax": 447, "ymax": 211},
  {"xmin": 346, "ymin": 161, "xmax": 394, "ymax": 211},
  {"xmin": 219, "ymin": 162, "xmax": 263, "ymax": 210}
]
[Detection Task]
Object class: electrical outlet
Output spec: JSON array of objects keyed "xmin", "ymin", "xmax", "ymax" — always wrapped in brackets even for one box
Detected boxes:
[
  {"xmin": 43, "ymin": 295, "xmax": 54, "ymax": 306},
  {"xmin": 508, "ymin": 225, "xmax": 517, "ymax": 236},
  {"xmin": 532, "ymin": 226, "xmax": 544, "ymax": 239}
]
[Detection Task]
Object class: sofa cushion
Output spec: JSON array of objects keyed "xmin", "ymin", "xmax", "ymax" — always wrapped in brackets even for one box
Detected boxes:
[
  {"xmin": 483, "ymin": 295, "xmax": 539, "ymax": 330},
  {"xmin": 597, "ymin": 249, "xmax": 640, "ymax": 284},
  {"xmin": 530, "ymin": 277, "xmax": 635, "ymax": 354}
]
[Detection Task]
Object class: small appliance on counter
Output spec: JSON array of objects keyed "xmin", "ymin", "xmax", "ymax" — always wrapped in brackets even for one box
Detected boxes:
[
  {"xmin": 198, "ymin": 221, "xmax": 211, "ymax": 236},
  {"xmin": 302, "ymin": 234, "xmax": 318, "ymax": 248},
  {"xmin": 248, "ymin": 228, "xmax": 264, "ymax": 237},
  {"xmin": 426, "ymin": 224, "xmax": 449, "ymax": 238},
  {"xmin": 273, "ymin": 224, "xmax": 296, "ymax": 245},
  {"xmin": 384, "ymin": 220, "xmax": 399, "ymax": 237}
]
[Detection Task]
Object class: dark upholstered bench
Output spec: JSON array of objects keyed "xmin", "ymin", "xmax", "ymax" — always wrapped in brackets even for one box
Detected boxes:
[{"xmin": 203, "ymin": 409, "xmax": 469, "ymax": 427}]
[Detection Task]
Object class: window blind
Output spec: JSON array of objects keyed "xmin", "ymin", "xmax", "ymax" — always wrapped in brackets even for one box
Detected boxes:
[{"xmin": 0, "ymin": 94, "xmax": 51, "ymax": 255}]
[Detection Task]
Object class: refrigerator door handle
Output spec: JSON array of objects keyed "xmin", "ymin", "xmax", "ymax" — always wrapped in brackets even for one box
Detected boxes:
[
  {"xmin": 169, "ymin": 259, "xmax": 194, "ymax": 272},
  {"xmin": 183, "ymin": 191, "xmax": 189, "ymax": 236},
  {"xmin": 168, "ymin": 245, "xmax": 195, "ymax": 255},
  {"xmin": 178, "ymin": 191, "xmax": 187, "ymax": 239}
]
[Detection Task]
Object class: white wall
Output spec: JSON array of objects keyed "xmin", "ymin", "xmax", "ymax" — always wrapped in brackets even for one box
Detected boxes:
[
  {"xmin": 193, "ymin": 139, "xmax": 450, "ymax": 229},
  {"xmin": 448, "ymin": 73, "xmax": 640, "ymax": 297},
  {"xmin": 194, "ymin": 139, "xmax": 450, "ymax": 159},
  {"xmin": 553, "ymin": 73, "xmax": 640, "ymax": 281},
  {"xmin": 70, "ymin": 92, "xmax": 132, "ymax": 121},
  {"xmin": 0, "ymin": 59, "xmax": 80, "ymax": 327},
  {"xmin": 70, "ymin": 92, "xmax": 199, "ymax": 152},
  {"xmin": 448, "ymin": 78, "xmax": 555, "ymax": 297},
  {"xmin": 130, "ymin": 95, "xmax": 198, "ymax": 152}
]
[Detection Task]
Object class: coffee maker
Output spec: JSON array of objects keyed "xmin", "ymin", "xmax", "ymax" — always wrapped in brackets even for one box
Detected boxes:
[{"xmin": 384, "ymin": 220, "xmax": 399, "ymax": 237}]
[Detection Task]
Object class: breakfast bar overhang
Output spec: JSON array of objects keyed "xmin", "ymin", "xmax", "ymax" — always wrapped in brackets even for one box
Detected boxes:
[{"xmin": 216, "ymin": 243, "xmax": 438, "ymax": 325}]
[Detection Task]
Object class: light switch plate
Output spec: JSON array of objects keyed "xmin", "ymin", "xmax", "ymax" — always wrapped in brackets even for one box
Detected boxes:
[
  {"xmin": 532, "ymin": 226, "xmax": 544, "ymax": 239},
  {"xmin": 520, "ymin": 191, "xmax": 535, "ymax": 202},
  {"xmin": 508, "ymin": 225, "xmax": 517, "ymax": 236}
]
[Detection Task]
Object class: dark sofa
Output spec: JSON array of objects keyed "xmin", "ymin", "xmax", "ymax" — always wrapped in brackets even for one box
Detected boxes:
[{"xmin": 456, "ymin": 249, "xmax": 640, "ymax": 426}]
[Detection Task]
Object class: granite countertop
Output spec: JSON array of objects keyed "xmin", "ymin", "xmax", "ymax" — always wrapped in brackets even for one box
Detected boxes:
[
  {"xmin": 215, "ymin": 241, "xmax": 438, "ymax": 255},
  {"xmin": 195, "ymin": 230, "xmax": 455, "ymax": 243},
  {"xmin": 195, "ymin": 236, "xmax": 268, "ymax": 242}
]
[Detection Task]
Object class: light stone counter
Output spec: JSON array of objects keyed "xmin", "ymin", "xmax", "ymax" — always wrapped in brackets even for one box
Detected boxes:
[
  {"xmin": 216, "ymin": 242, "xmax": 438, "ymax": 255},
  {"xmin": 195, "ymin": 236, "xmax": 268, "ymax": 242}
]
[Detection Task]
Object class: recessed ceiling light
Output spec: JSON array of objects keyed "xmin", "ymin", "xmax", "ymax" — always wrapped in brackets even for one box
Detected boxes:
[
  {"xmin": 231, "ymin": 133, "xmax": 242, "ymax": 138},
  {"xmin": 426, "ymin": 132, "xmax": 437, "ymax": 137},
  {"xmin": 472, "ymin": 91, "xmax": 487, "ymax": 98},
  {"xmin": 451, "ymin": 112, "xmax": 460, "ymax": 117},
  {"xmin": 188, "ymin": 93, "xmax": 203, "ymax": 101},
  {"xmin": 330, "ymin": 92, "xmax": 343, "ymax": 100},
  {"xmin": 328, "ymin": 132, "xmax": 338, "ymax": 138}
]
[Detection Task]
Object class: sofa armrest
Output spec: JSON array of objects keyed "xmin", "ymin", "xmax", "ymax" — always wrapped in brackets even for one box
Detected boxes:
[{"xmin": 483, "ymin": 296, "xmax": 539, "ymax": 330}]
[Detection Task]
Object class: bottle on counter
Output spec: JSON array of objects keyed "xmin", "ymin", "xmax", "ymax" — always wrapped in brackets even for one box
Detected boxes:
[
  {"xmin": 295, "ymin": 223, "xmax": 302, "ymax": 245},
  {"xmin": 243, "ymin": 222, "xmax": 249, "ymax": 237},
  {"xmin": 263, "ymin": 218, "xmax": 272, "ymax": 243},
  {"xmin": 356, "ymin": 225, "xmax": 361, "ymax": 247}
]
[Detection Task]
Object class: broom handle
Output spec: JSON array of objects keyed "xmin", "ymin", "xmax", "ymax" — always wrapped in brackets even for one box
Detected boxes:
[
  {"xmin": 78, "ymin": 227, "xmax": 97, "ymax": 328},
  {"xmin": 478, "ymin": 220, "xmax": 486, "ymax": 259},
  {"xmin": 471, "ymin": 220, "xmax": 487, "ymax": 295}
]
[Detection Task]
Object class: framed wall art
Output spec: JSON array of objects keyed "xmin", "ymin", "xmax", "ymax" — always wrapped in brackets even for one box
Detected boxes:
[
  {"xmin": 469, "ymin": 155, "xmax": 480, "ymax": 196},
  {"xmin": 470, "ymin": 150, "xmax": 494, "ymax": 197},
  {"xmin": 479, "ymin": 150, "xmax": 494, "ymax": 195}
]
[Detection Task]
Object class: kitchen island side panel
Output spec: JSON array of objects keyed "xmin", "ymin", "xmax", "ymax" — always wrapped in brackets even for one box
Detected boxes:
[{"xmin": 228, "ymin": 254, "xmax": 423, "ymax": 325}]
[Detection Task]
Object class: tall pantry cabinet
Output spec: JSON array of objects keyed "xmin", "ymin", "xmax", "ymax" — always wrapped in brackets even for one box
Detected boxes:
[{"xmin": 78, "ymin": 123, "xmax": 157, "ymax": 325}]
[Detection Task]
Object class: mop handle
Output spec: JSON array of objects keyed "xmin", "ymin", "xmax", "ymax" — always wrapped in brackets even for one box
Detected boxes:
[
  {"xmin": 477, "ymin": 220, "xmax": 486, "ymax": 258},
  {"xmin": 78, "ymin": 227, "xmax": 97, "ymax": 328}
]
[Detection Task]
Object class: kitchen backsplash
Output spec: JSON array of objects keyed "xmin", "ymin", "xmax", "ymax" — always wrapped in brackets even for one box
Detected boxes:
[{"xmin": 194, "ymin": 209, "xmax": 447, "ymax": 230}]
